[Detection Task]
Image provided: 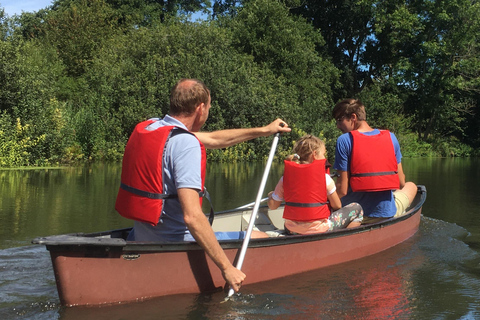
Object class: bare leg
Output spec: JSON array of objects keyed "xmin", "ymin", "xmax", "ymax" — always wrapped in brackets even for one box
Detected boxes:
[
  {"xmin": 346, "ymin": 221, "xmax": 362, "ymax": 228},
  {"xmin": 402, "ymin": 182, "xmax": 417, "ymax": 207},
  {"xmin": 251, "ymin": 230, "xmax": 270, "ymax": 238},
  {"xmin": 393, "ymin": 182, "xmax": 418, "ymax": 217}
]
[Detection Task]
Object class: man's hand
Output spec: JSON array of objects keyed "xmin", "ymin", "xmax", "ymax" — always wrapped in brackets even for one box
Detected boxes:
[
  {"xmin": 223, "ymin": 265, "xmax": 246, "ymax": 292},
  {"xmin": 265, "ymin": 118, "xmax": 291, "ymax": 135},
  {"xmin": 179, "ymin": 188, "xmax": 244, "ymax": 290}
]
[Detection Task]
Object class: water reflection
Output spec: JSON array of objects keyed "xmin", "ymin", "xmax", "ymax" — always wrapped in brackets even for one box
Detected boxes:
[
  {"xmin": 403, "ymin": 157, "xmax": 480, "ymax": 227},
  {"xmin": 239, "ymin": 232, "xmax": 423, "ymax": 320},
  {"xmin": 202, "ymin": 161, "xmax": 285, "ymax": 211},
  {"xmin": 0, "ymin": 165, "xmax": 126, "ymax": 248}
]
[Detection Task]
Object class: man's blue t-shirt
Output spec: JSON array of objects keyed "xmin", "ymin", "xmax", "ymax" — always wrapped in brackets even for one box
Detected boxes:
[{"xmin": 333, "ymin": 129, "xmax": 402, "ymax": 218}]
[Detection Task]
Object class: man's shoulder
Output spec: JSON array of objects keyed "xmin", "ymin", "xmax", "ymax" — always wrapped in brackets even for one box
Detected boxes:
[
  {"xmin": 357, "ymin": 129, "xmax": 381, "ymax": 136},
  {"xmin": 336, "ymin": 132, "xmax": 352, "ymax": 147},
  {"xmin": 388, "ymin": 130, "xmax": 398, "ymax": 139},
  {"xmin": 170, "ymin": 129, "xmax": 200, "ymax": 145}
]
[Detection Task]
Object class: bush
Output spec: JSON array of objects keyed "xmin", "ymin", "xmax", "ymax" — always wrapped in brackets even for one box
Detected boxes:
[
  {"xmin": 0, "ymin": 114, "xmax": 45, "ymax": 167},
  {"xmin": 397, "ymin": 132, "xmax": 436, "ymax": 158}
]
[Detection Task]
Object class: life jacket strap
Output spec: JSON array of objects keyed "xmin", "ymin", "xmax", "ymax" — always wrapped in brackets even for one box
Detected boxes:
[
  {"xmin": 120, "ymin": 183, "xmax": 177, "ymax": 200},
  {"xmin": 202, "ymin": 187, "xmax": 215, "ymax": 226},
  {"xmin": 350, "ymin": 171, "xmax": 397, "ymax": 177},
  {"xmin": 120, "ymin": 183, "xmax": 216, "ymax": 226},
  {"xmin": 285, "ymin": 202, "xmax": 328, "ymax": 208}
]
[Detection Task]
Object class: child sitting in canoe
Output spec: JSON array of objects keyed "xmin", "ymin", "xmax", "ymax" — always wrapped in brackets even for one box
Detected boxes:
[{"xmin": 267, "ymin": 134, "xmax": 363, "ymax": 234}]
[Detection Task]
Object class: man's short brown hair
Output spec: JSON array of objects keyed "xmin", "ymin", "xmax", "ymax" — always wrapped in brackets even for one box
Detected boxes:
[
  {"xmin": 169, "ymin": 79, "xmax": 210, "ymax": 116},
  {"xmin": 332, "ymin": 99, "xmax": 367, "ymax": 121}
]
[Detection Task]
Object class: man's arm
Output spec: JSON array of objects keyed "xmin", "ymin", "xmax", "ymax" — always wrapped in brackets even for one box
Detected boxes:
[
  {"xmin": 177, "ymin": 188, "xmax": 245, "ymax": 292},
  {"xmin": 397, "ymin": 163, "xmax": 406, "ymax": 188},
  {"xmin": 335, "ymin": 170, "xmax": 349, "ymax": 198},
  {"xmin": 391, "ymin": 132, "xmax": 406, "ymax": 188},
  {"xmin": 194, "ymin": 118, "xmax": 291, "ymax": 149}
]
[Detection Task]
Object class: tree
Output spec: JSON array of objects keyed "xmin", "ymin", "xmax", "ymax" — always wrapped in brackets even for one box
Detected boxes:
[
  {"xmin": 290, "ymin": 0, "xmax": 376, "ymax": 99},
  {"xmin": 85, "ymin": 20, "xmax": 302, "ymax": 160},
  {"xmin": 290, "ymin": 0, "xmax": 480, "ymax": 152},
  {"xmin": 224, "ymin": 0, "xmax": 339, "ymax": 135},
  {"xmin": 42, "ymin": 0, "xmax": 121, "ymax": 77},
  {"xmin": 385, "ymin": 0, "xmax": 480, "ymax": 145}
]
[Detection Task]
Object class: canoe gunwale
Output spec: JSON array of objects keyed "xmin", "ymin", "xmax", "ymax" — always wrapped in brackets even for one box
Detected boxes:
[{"xmin": 32, "ymin": 185, "xmax": 426, "ymax": 253}]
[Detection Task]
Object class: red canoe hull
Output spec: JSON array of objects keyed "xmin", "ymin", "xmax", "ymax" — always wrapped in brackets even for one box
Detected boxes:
[{"xmin": 38, "ymin": 186, "xmax": 426, "ymax": 306}]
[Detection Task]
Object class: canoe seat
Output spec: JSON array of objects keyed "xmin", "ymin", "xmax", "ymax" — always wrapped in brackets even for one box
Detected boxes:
[{"xmin": 242, "ymin": 207, "xmax": 285, "ymax": 237}]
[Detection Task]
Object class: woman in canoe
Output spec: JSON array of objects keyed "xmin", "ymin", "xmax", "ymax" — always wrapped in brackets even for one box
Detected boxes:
[{"xmin": 267, "ymin": 134, "xmax": 363, "ymax": 235}]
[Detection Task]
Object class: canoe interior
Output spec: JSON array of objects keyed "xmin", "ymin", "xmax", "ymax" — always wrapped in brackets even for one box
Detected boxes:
[{"xmin": 34, "ymin": 185, "xmax": 427, "ymax": 249}]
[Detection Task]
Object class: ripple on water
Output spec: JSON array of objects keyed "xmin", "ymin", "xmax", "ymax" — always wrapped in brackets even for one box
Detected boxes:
[
  {"xmin": 0, "ymin": 245, "xmax": 58, "ymax": 319},
  {"xmin": 410, "ymin": 216, "xmax": 480, "ymax": 319}
]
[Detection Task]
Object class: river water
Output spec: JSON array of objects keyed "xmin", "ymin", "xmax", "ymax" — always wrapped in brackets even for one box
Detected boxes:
[{"xmin": 1, "ymin": 158, "xmax": 480, "ymax": 319}]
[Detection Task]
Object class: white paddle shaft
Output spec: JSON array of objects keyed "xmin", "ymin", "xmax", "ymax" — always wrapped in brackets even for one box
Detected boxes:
[{"xmin": 227, "ymin": 133, "xmax": 280, "ymax": 297}]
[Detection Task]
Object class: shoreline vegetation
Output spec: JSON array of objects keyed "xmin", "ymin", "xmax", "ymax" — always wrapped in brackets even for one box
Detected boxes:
[
  {"xmin": 0, "ymin": 155, "xmax": 469, "ymax": 172},
  {"xmin": 1, "ymin": 0, "xmax": 479, "ymax": 168}
]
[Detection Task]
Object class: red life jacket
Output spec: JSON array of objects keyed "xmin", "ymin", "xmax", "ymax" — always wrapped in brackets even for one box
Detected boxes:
[
  {"xmin": 349, "ymin": 130, "xmax": 399, "ymax": 192},
  {"xmin": 115, "ymin": 120, "xmax": 206, "ymax": 226},
  {"xmin": 282, "ymin": 159, "xmax": 331, "ymax": 221}
]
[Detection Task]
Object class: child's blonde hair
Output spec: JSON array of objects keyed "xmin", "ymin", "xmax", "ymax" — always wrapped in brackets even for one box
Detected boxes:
[{"xmin": 286, "ymin": 134, "xmax": 325, "ymax": 164}]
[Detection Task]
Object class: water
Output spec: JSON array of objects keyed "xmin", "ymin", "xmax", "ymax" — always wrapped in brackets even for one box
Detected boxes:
[{"xmin": 1, "ymin": 158, "xmax": 480, "ymax": 319}]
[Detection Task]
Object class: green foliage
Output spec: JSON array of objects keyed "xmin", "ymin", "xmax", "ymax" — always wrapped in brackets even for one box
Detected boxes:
[
  {"xmin": 0, "ymin": 40, "xmax": 20, "ymax": 115},
  {"xmin": 291, "ymin": 0, "xmax": 480, "ymax": 151},
  {"xmin": 0, "ymin": 6, "xmax": 8, "ymax": 39},
  {"xmin": 397, "ymin": 132, "xmax": 436, "ymax": 158},
  {"xmin": 290, "ymin": 0, "xmax": 376, "ymax": 98},
  {"xmin": 356, "ymin": 82, "xmax": 408, "ymax": 134},
  {"xmin": 84, "ymin": 17, "xmax": 308, "ymax": 159},
  {"xmin": 226, "ymin": 0, "xmax": 339, "ymax": 134},
  {"xmin": 44, "ymin": 0, "xmax": 122, "ymax": 77},
  {"xmin": 207, "ymin": 142, "xmax": 259, "ymax": 162},
  {"xmin": 0, "ymin": 114, "xmax": 45, "ymax": 167},
  {"xmin": 0, "ymin": 0, "xmax": 479, "ymax": 168},
  {"xmin": 398, "ymin": 132, "xmax": 474, "ymax": 158},
  {"xmin": 431, "ymin": 136, "xmax": 474, "ymax": 158}
]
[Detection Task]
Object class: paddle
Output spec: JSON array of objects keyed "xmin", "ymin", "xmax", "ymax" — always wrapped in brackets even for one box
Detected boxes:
[
  {"xmin": 233, "ymin": 197, "xmax": 268, "ymax": 210},
  {"xmin": 226, "ymin": 131, "xmax": 282, "ymax": 298}
]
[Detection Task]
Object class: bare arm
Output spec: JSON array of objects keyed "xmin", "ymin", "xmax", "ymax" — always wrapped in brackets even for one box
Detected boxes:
[
  {"xmin": 267, "ymin": 191, "xmax": 282, "ymax": 210},
  {"xmin": 178, "ymin": 188, "xmax": 245, "ymax": 292},
  {"xmin": 194, "ymin": 118, "xmax": 291, "ymax": 149},
  {"xmin": 328, "ymin": 191, "xmax": 342, "ymax": 211},
  {"xmin": 397, "ymin": 162, "xmax": 406, "ymax": 188},
  {"xmin": 335, "ymin": 170, "xmax": 349, "ymax": 198}
]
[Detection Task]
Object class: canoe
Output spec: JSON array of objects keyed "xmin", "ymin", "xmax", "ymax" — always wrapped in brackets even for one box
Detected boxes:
[{"xmin": 33, "ymin": 185, "xmax": 427, "ymax": 307}]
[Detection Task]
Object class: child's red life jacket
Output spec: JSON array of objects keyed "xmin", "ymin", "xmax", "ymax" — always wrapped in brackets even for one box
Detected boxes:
[{"xmin": 282, "ymin": 159, "xmax": 331, "ymax": 221}]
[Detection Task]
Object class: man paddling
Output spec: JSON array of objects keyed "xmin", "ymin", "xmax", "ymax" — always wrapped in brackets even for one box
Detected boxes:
[
  {"xmin": 332, "ymin": 99, "xmax": 417, "ymax": 224},
  {"xmin": 116, "ymin": 78, "xmax": 290, "ymax": 292}
]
